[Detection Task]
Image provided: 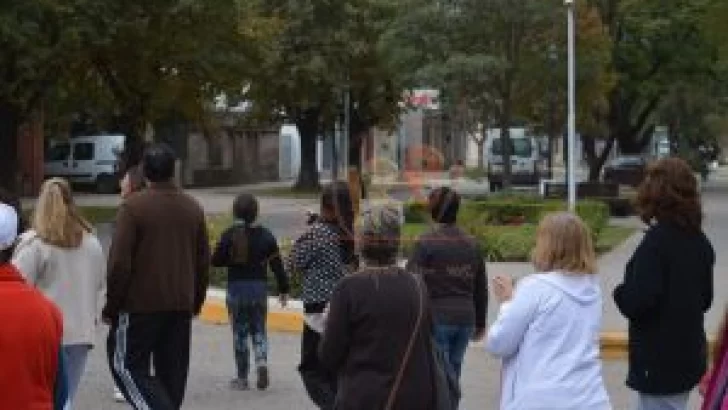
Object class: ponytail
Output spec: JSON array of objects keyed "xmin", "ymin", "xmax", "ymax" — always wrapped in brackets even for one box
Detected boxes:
[
  {"xmin": 229, "ymin": 193, "xmax": 259, "ymax": 265},
  {"xmin": 229, "ymin": 223, "xmax": 251, "ymax": 265},
  {"xmin": 321, "ymin": 181, "xmax": 357, "ymax": 267}
]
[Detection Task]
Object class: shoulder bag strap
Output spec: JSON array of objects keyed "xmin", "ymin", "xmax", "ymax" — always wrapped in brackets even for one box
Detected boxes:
[{"xmin": 384, "ymin": 273, "xmax": 425, "ymax": 410}]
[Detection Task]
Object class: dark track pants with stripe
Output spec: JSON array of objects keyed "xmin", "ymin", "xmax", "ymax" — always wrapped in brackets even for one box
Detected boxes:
[{"xmin": 107, "ymin": 312, "xmax": 192, "ymax": 410}]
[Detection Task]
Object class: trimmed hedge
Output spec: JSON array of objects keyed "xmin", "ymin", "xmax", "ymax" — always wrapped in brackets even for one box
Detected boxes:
[
  {"xmin": 401, "ymin": 222, "xmax": 634, "ymax": 263},
  {"xmin": 400, "ymin": 222, "xmax": 537, "ymax": 262},
  {"xmin": 207, "ymin": 197, "xmax": 617, "ymax": 296},
  {"xmin": 403, "ymin": 197, "xmax": 610, "ymax": 236}
]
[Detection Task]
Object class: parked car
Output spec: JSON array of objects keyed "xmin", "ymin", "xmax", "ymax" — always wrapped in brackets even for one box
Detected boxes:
[
  {"xmin": 602, "ymin": 155, "xmax": 648, "ymax": 187},
  {"xmin": 44, "ymin": 135, "xmax": 124, "ymax": 194}
]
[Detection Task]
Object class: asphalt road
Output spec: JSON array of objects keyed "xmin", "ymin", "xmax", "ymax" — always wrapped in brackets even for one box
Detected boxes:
[{"xmin": 75, "ymin": 323, "xmax": 702, "ymax": 410}]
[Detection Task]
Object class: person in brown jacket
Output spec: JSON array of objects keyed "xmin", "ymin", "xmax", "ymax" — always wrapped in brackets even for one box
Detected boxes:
[
  {"xmin": 104, "ymin": 144, "xmax": 210, "ymax": 410},
  {"xmin": 319, "ymin": 206, "xmax": 438, "ymax": 410}
]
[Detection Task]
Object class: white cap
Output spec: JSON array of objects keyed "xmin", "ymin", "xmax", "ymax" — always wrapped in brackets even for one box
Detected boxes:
[{"xmin": 0, "ymin": 203, "xmax": 19, "ymax": 251}]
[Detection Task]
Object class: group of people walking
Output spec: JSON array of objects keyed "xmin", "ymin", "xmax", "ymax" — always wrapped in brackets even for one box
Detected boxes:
[
  {"xmin": 275, "ymin": 156, "xmax": 726, "ymax": 410},
  {"xmin": 0, "ymin": 144, "xmax": 725, "ymax": 410}
]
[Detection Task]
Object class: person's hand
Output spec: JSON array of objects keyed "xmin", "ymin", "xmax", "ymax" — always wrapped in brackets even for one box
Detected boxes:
[
  {"xmin": 279, "ymin": 294, "xmax": 289, "ymax": 308},
  {"xmin": 492, "ymin": 275, "xmax": 515, "ymax": 303},
  {"xmin": 471, "ymin": 327, "xmax": 486, "ymax": 342}
]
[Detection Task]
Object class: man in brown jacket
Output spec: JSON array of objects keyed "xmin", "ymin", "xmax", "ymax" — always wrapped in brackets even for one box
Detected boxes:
[{"xmin": 104, "ymin": 143, "xmax": 210, "ymax": 410}]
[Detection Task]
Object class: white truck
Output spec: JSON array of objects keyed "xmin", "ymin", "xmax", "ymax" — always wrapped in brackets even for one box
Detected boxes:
[{"xmin": 486, "ymin": 127, "xmax": 545, "ymax": 191}]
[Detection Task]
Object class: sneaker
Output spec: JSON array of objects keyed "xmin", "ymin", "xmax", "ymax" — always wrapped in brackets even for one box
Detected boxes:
[
  {"xmin": 229, "ymin": 378, "xmax": 250, "ymax": 391},
  {"xmin": 113, "ymin": 387, "xmax": 126, "ymax": 403},
  {"xmin": 257, "ymin": 366, "xmax": 270, "ymax": 390}
]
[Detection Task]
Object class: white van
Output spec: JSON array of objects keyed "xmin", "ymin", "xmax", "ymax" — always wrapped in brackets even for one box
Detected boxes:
[
  {"xmin": 486, "ymin": 127, "xmax": 544, "ymax": 190},
  {"xmin": 44, "ymin": 135, "xmax": 125, "ymax": 193}
]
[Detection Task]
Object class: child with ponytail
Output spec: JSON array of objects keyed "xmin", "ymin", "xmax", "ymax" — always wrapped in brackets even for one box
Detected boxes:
[{"xmin": 212, "ymin": 193, "xmax": 290, "ymax": 391}]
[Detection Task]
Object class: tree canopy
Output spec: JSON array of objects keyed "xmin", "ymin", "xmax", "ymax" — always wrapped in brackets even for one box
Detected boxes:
[
  {"xmin": 245, "ymin": 0, "xmax": 404, "ymax": 189},
  {"xmin": 0, "ymin": 0, "xmax": 80, "ymax": 190},
  {"xmin": 2, "ymin": 0, "xmax": 728, "ymax": 191}
]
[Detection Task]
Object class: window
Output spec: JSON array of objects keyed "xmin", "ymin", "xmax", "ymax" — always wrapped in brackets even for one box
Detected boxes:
[
  {"xmin": 47, "ymin": 143, "xmax": 70, "ymax": 162},
  {"xmin": 491, "ymin": 138, "xmax": 533, "ymax": 157},
  {"xmin": 72, "ymin": 143, "xmax": 95, "ymax": 161}
]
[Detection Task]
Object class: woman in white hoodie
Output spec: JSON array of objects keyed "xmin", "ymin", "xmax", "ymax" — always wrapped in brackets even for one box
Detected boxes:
[
  {"xmin": 486, "ymin": 212, "xmax": 611, "ymax": 410},
  {"xmin": 12, "ymin": 178, "xmax": 105, "ymax": 410}
]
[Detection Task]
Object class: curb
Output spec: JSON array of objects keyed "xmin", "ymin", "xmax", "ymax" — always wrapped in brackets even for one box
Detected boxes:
[
  {"xmin": 200, "ymin": 300, "xmax": 304, "ymax": 333},
  {"xmin": 199, "ymin": 298, "xmax": 717, "ymax": 361}
]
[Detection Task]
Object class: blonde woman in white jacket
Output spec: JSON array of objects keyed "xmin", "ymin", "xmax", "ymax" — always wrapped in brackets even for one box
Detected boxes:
[
  {"xmin": 12, "ymin": 178, "xmax": 105, "ymax": 410},
  {"xmin": 486, "ymin": 212, "xmax": 612, "ymax": 410}
]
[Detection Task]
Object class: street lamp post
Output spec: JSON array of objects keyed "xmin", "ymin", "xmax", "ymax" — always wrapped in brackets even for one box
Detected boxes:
[
  {"xmin": 548, "ymin": 44, "xmax": 558, "ymax": 181},
  {"xmin": 565, "ymin": 0, "xmax": 577, "ymax": 211}
]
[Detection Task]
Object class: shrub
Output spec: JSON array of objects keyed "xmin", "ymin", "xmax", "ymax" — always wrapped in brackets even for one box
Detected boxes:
[
  {"xmin": 476, "ymin": 225, "xmax": 538, "ymax": 262},
  {"xmin": 401, "ymin": 221, "xmax": 535, "ymax": 262},
  {"xmin": 403, "ymin": 201, "xmax": 430, "ymax": 223},
  {"xmin": 459, "ymin": 198, "xmax": 609, "ymax": 236},
  {"xmin": 576, "ymin": 200, "xmax": 610, "ymax": 236}
]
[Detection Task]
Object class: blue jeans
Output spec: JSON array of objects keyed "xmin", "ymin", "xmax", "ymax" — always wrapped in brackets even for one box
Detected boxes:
[
  {"xmin": 432, "ymin": 324, "xmax": 473, "ymax": 380},
  {"xmin": 62, "ymin": 344, "xmax": 91, "ymax": 410},
  {"xmin": 227, "ymin": 281, "xmax": 269, "ymax": 380}
]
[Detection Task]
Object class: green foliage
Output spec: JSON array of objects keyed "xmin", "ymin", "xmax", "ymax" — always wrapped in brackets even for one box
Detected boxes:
[
  {"xmin": 403, "ymin": 201, "xmax": 430, "ymax": 224},
  {"xmin": 382, "ymin": 0, "xmax": 613, "ymax": 187},
  {"xmin": 459, "ymin": 199, "xmax": 609, "ymax": 235},
  {"xmin": 43, "ymin": 0, "xmax": 275, "ymax": 167},
  {"xmin": 592, "ymin": 0, "xmax": 720, "ymax": 155},
  {"xmin": 403, "ymin": 197, "xmax": 609, "ymax": 242},
  {"xmin": 401, "ymin": 222, "xmax": 633, "ymax": 262},
  {"xmin": 207, "ymin": 209, "xmax": 629, "ymax": 290},
  {"xmin": 475, "ymin": 225, "xmax": 539, "ymax": 262},
  {"xmin": 0, "ymin": 0, "xmax": 84, "ymax": 187},
  {"xmin": 245, "ymin": 0, "xmax": 406, "ymax": 188},
  {"xmin": 0, "ymin": 1, "xmax": 79, "ymax": 111}
]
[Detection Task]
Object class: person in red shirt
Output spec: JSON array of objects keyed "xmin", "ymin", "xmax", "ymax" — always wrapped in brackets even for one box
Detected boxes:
[{"xmin": 0, "ymin": 202, "xmax": 66, "ymax": 409}]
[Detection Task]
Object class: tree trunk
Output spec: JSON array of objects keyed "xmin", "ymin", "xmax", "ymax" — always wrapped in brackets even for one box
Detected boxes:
[
  {"xmin": 294, "ymin": 109, "xmax": 321, "ymax": 191},
  {"xmin": 476, "ymin": 113, "xmax": 489, "ymax": 170},
  {"xmin": 499, "ymin": 81, "xmax": 514, "ymax": 189},
  {"xmin": 607, "ymin": 89, "xmax": 659, "ymax": 156},
  {"xmin": 348, "ymin": 111, "xmax": 369, "ymax": 199},
  {"xmin": 477, "ymin": 140, "xmax": 485, "ymax": 170},
  {"xmin": 115, "ymin": 107, "xmax": 148, "ymax": 172},
  {"xmin": 583, "ymin": 135, "xmax": 616, "ymax": 181},
  {"xmin": 499, "ymin": 110, "xmax": 513, "ymax": 190},
  {"xmin": 0, "ymin": 102, "xmax": 21, "ymax": 193},
  {"xmin": 615, "ymin": 136, "xmax": 648, "ymax": 155}
]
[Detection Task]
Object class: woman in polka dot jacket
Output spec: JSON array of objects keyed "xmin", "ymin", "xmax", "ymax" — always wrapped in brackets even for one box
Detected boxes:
[{"xmin": 287, "ymin": 181, "xmax": 357, "ymax": 409}]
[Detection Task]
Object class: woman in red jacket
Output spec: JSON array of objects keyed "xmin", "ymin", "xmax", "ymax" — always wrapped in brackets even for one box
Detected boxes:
[
  {"xmin": 702, "ymin": 306, "xmax": 728, "ymax": 410},
  {"xmin": 0, "ymin": 202, "xmax": 67, "ymax": 409}
]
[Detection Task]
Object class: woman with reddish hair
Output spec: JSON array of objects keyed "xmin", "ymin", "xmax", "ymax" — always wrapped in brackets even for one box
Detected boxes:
[{"xmin": 702, "ymin": 307, "xmax": 728, "ymax": 410}]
